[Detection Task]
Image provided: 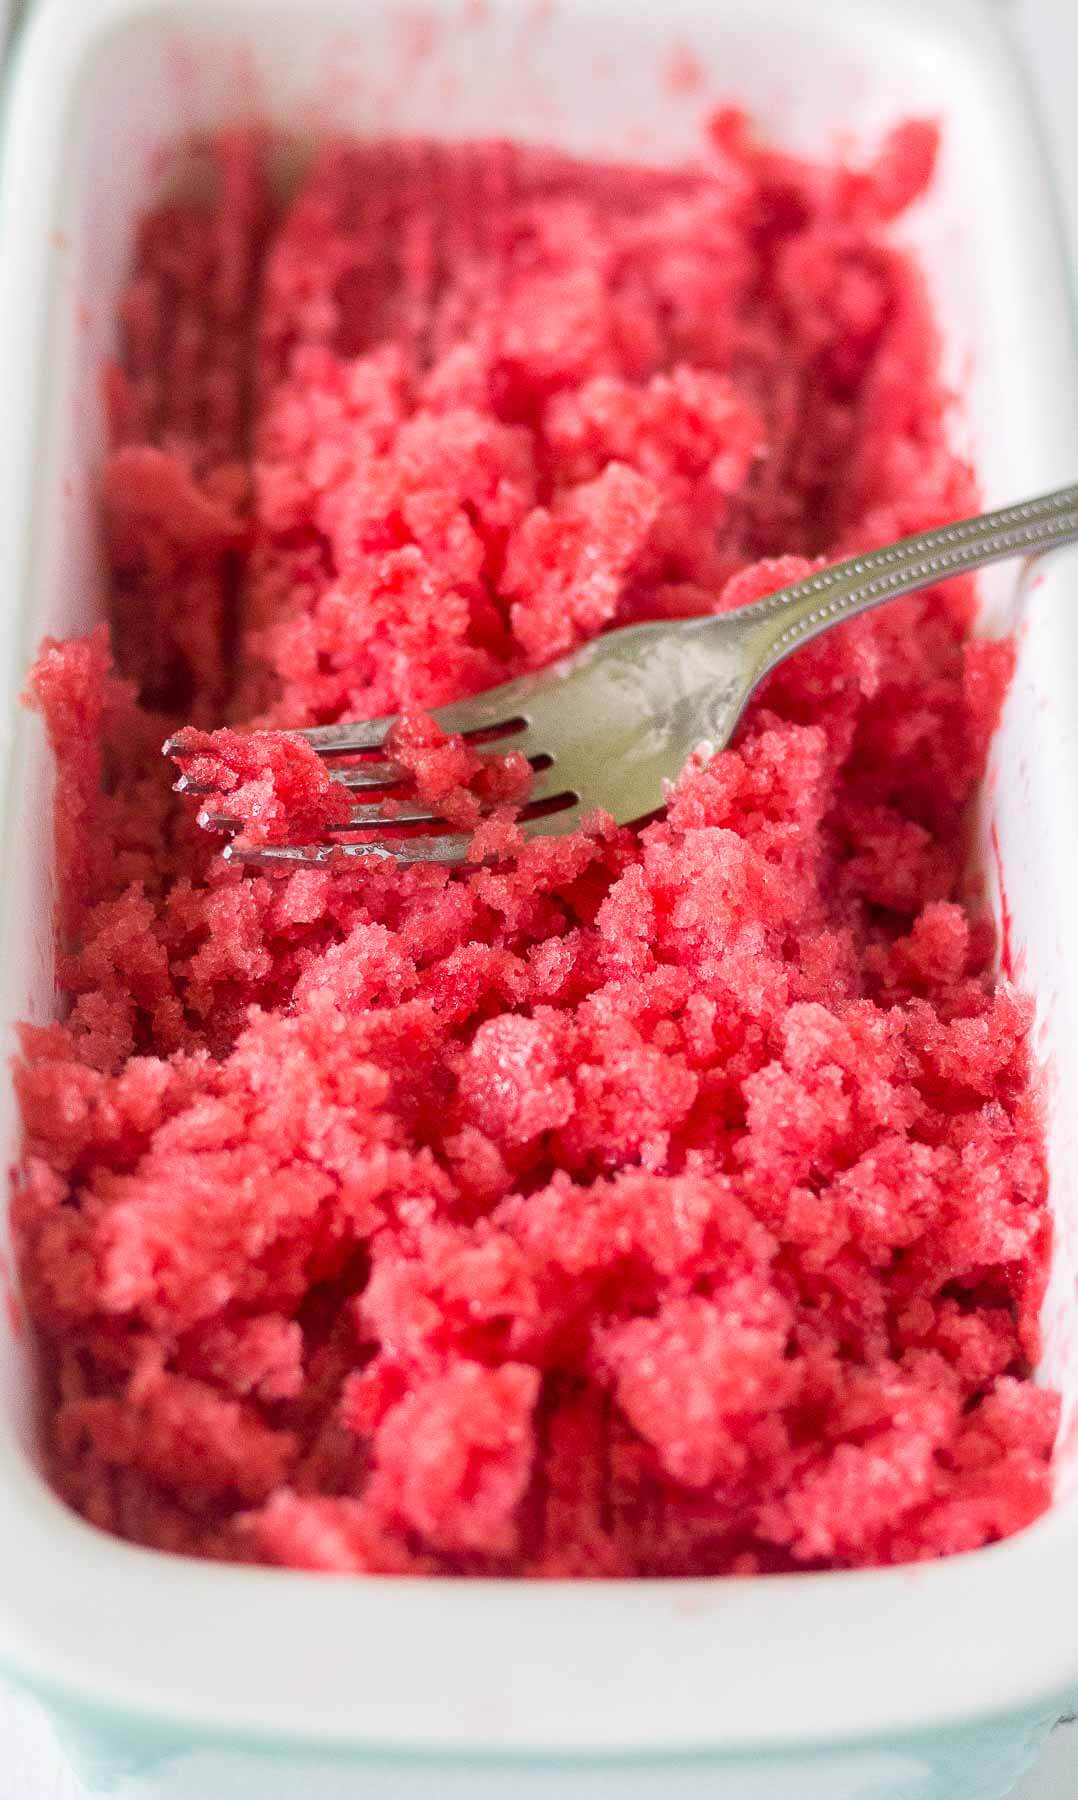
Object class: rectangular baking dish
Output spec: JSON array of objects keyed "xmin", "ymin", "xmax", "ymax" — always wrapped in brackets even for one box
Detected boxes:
[{"xmin": 3, "ymin": 1, "xmax": 1078, "ymax": 1796}]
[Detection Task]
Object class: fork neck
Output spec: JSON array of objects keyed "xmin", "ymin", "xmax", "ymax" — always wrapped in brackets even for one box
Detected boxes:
[{"xmin": 735, "ymin": 482, "xmax": 1078, "ymax": 683}]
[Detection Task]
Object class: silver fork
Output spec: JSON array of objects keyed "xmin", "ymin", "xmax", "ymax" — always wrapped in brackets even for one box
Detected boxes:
[{"xmin": 165, "ymin": 482, "xmax": 1078, "ymax": 867}]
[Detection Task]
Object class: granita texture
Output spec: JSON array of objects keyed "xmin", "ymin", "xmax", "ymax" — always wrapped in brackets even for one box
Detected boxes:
[{"xmin": 13, "ymin": 119, "xmax": 1058, "ymax": 1575}]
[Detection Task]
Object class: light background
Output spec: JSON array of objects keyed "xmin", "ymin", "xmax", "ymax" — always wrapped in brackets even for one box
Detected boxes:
[{"xmin": 1, "ymin": 0, "xmax": 1077, "ymax": 1793}]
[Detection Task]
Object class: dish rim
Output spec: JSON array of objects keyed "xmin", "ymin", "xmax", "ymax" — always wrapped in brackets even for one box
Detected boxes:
[{"xmin": 2, "ymin": 0, "xmax": 1078, "ymax": 1759}]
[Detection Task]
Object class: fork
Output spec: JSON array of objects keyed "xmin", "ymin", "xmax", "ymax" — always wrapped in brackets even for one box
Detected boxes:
[{"xmin": 165, "ymin": 482, "xmax": 1078, "ymax": 867}]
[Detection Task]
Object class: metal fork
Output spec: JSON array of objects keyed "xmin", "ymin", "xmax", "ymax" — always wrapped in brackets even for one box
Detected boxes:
[{"xmin": 165, "ymin": 482, "xmax": 1078, "ymax": 867}]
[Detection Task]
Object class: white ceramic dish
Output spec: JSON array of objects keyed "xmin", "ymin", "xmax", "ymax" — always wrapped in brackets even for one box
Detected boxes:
[{"xmin": 2, "ymin": 1, "xmax": 1078, "ymax": 1796}]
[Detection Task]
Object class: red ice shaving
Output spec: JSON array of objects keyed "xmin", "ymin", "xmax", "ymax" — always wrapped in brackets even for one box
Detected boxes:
[{"xmin": 13, "ymin": 119, "xmax": 1057, "ymax": 1575}]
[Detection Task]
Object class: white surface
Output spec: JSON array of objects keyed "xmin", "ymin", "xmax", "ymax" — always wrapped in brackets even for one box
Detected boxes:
[
  {"xmin": 1, "ymin": 0, "xmax": 1078, "ymax": 1794},
  {"xmin": 1007, "ymin": 0, "xmax": 1078, "ymax": 1775}
]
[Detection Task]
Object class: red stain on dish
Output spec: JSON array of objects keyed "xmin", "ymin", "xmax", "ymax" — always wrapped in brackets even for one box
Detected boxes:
[
  {"xmin": 664, "ymin": 44, "xmax": 705, "ymax": 96},
  {"xmin": 5, "ymin": 1289, "xmax": 24, "ymax": 1340},
  {"xmin": 12, "ymin": 119, "xmax": 1058, "ymax": 1575},
  {"xmin": 991, "ymin": 822, "xmax": 1016, "ymax": 981},
  {"xmin": 396, "ymin": 7, "xmax": 440, "ymax": 67},
  {"xmin": 165, "ymin": 37, "xmax": 263, "ymax": 133},
  {"xmin": 1056, "ymin": 1409, "xmax": 1078, "ymax": 1465},
  {"xmin": 0, "ymin": 1249, "xmax": 22, "ymax": 1340},
  {"xmin": 303, "ymin": 43, "xmax": 367, "ymax": 131}
]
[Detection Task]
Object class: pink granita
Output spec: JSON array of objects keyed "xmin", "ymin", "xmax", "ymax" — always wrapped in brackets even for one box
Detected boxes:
[
  {"xmin": 168, "ymin": 725, "xmax": 354, "ymax": 845},
  {"xmin": 385, "ymin": 712, "xmax": 533, "ymax": 829},
  {"xmin": 11, "ymin": 116, "xmax": 1057, "ymax": 1578}
]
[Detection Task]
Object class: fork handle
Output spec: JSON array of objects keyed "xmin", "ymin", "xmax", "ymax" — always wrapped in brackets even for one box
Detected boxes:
[{"xmin": 744, "ymin": 481, "xmax": 1078, "ymax": 675}]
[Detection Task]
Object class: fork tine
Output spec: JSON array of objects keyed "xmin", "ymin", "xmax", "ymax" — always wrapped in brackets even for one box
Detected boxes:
[
  {"xmin": 321, "ymin": 746, "xmax": 558, "ymax": 792},
  {"xmin": 199, "ymin": 795, "xmax": 442, "ymax": 833},
  {"xmin": 284, "ymin": 711, "xmax": 529, "ymax": 756},
  {"xmin": 322, "ymin": 761, "xmax": 406, "ymax": 790},
  {"xmin": 523, "ymin": 765, "xmax": 577, "ymax": 808},
  {"xmin": 289, "ymin": 716, "xmax": 532, "ymax": 754},
  {"xmin": 288, "ymin": 717, "xmax": 397, "ymax": 754},
  {"xmin": 218, "ymin": 800, "xmax": 589, "ymax": 870},
  {"xmin": 175, "ymin": 759, "xmax": 404, "ymax": 799},
  {"xmin": 517, "ymin": 804, "xmax": 585, "ymax": 840},
  {"xmin": 286, "ymin": 677, "xmax": 534, "ymax": 756},
  {"xmin": 428, "ymin": 697, "xmax": 530, "ymax": 739},
  {"xmin": 340, "ymin": 799, "xmax": 440, "ymax": 827},
  {"xmin": 221, "ymin": 834, "xmax": 476, "ymax": 868}
]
